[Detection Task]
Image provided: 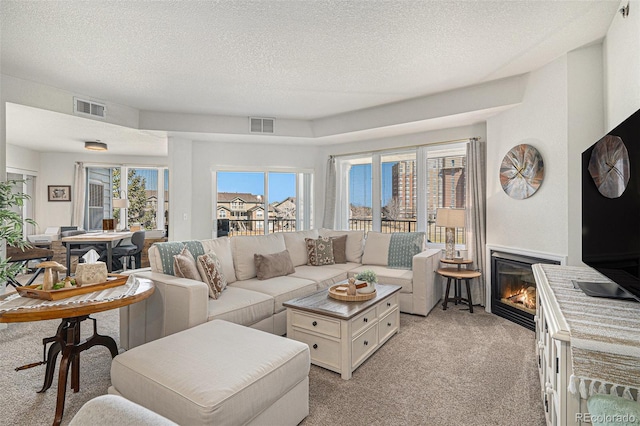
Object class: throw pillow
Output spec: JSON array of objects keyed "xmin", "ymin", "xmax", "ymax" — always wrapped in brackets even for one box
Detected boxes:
[
  {"xmin": 305, "ymin": 236, "xmax": 335, "ymax": 266},
  {"xmin": 254, "ymin": 250, "xmax": 295, "ymax": 280},
  {"xmin": 331, "ymin": 235, "xmax": 347, "ymax": 264},
  {"xmin": 196, "ymin": 251, "xmax": 228, "ymax": 299},
  {"xmin": 173, "ymin": 247, "xmax": 201, "ymax": 281}
]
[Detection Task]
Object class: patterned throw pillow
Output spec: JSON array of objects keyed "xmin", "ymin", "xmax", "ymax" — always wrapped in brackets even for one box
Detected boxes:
[
  {"xmin": 305, "ymin": 237, "xmax": 335, "ymax": 266},
  {"xmin": 196, "ymin": 251, "xmax": 228, "ymax": 299},
  {"xmin": 173, "ymin": 247, "xmax": 201, "ymax": 281}
]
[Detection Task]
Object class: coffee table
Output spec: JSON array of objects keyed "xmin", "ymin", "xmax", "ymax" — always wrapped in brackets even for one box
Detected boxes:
[{"xmin": 283, "ymin": 283, "xmax": 401, "ymax": 380}]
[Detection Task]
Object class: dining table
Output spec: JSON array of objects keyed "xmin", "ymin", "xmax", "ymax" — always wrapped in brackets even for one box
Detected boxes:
[
  {"xmin": 61, "ymin": 231, "xmax": 132, "ymax": 274},
  {"xmin": 0, "ymin": 277, "xmax": 154, "ymax": 426}
]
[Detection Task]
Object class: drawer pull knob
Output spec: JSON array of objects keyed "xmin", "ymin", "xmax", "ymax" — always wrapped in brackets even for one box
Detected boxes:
[
  {"xmin": 364, "ymin": 340, "xmax": 369, "ymax": 346},
  {"xmin": 313, "ymin": 344, "xmax": 318, "ymax": 349},
  {"xmin": 363, "ymin": 318, "xmax": 368, "ymax": 323},
  {"xmin": 387, "ymin": 302, "xmax": 391, "ymax": 307},
  {"xmin": 312, "ymin": 321, "xmax": 317, "ymax": 327},
  {"xmin": 387, "ymin": 322, "xmax": 392, "ymax": 327}
]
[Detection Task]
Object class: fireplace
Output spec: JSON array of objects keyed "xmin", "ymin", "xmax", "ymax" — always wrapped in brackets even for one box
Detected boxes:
[{"xmin": 491, "ymin": 251, "xmax": 560, "ymax": 330}]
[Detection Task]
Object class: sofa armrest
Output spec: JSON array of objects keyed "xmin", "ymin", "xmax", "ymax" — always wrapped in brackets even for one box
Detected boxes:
[
  {"xmin": 119, "ymin": 271, "xmax": 209, "ymax": 350},
  {"xmin": 411, "ymin": 248, "xmax": 442, "ymax": 316}
]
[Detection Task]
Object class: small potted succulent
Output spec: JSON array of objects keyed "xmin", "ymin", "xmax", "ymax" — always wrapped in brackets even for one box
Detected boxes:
[{"xmin": 355, "ymin": 270, "xmax": 377, "ymax": 294}]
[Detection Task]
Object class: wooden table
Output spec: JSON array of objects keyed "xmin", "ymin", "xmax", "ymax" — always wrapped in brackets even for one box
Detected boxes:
[
  {"xmin": 61, "ymin": 231, "xmax": 132, "ymax": 274},
  {"xmin": 0, "ymin": 279, "xmax": 154, "ymax": 426},
  {"xmin": 284, "ymin": 283, "xmax": 401, "ymax": 380},
  {"xmin": 438, "ymin": 267, "xmax": 481, "ymax": 313}
]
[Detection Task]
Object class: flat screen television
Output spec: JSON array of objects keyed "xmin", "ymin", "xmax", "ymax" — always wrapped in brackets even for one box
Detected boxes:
[{"xmin": 581, "ymin": 108, "xmax": 640, "ymax": 302}]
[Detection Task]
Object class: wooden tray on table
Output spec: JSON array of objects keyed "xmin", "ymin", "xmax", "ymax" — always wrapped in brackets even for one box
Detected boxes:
[
  {"xmin": 16, "ymin": 274, "xmax": 128, "ymax": 301},
  {"xmin": 328, "ymin": 283, "xmax": 377, "ymax": 302}
]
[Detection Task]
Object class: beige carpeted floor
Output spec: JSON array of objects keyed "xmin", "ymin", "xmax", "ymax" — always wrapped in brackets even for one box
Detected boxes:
[{"xmin": 0, "ymin": 284, "xmax": 545, "ymax": 426}]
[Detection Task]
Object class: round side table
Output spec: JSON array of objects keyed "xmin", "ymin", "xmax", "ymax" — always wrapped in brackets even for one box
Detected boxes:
[{"xmin": 438, "ymin": 266, "xmax": 481, "ymax": 313}]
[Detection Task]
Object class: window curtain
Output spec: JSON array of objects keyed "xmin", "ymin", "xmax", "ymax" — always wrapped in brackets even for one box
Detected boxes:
[
  {"xmin": 465, "ymin": 139, "xmax": 487, "ymax": 306},
  {"xmin": 322, "ymin": 156, "xmax": 337, "ymax": 228},
  {"xmin": 71, "ymin": 162, "xmax": 86, "ymax": 229}
]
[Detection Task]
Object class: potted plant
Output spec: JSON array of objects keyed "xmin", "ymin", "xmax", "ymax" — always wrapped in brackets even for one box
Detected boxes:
[
  {"xmin": 355, "ymin": 270, "xmax": 377, "ymax": 294},
  {"xmin": 1, "ymin": 179, "xmax": 36, "ymax": 287}
]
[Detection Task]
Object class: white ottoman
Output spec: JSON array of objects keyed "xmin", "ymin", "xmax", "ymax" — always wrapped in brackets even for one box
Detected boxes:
[{"xmin": 109, "ymin": 320, "xmax": 310, "ymax": 425}]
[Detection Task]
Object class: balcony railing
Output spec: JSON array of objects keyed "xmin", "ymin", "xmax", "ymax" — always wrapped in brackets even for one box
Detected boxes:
[{"xmin": 222, "ymin": 218, "xmax": 464, "ymax": 245}]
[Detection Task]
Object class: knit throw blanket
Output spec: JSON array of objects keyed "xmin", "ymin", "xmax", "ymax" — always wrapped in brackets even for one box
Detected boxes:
[
  {"xmin": 387, "ymin": 232, "xmax": 425, "ymax": 270},
  {"xmin": 154, "ymin": 240, "xmax": 205, "ymax": 275},
  {"xmin": 539, "ymin": 264, "xmax": 640, "ymax": 402}
]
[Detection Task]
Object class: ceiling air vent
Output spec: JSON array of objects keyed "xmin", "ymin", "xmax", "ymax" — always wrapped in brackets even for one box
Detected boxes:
[
  {"xmin": 249, "ymin": 117, "xmax": 275, "ymax": 134},
  {"xmin": 74, "ymin": 97, "xmax": 106, "ymax": 119}
]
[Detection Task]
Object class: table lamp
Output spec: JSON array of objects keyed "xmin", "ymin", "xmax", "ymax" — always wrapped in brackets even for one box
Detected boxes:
[
  {"xmin": 113, "ymin": 197, "xmax": 129, "ymax": 230},
  {"xmin": 435, "ymin": 208, "xmax": 465, "ymax": 259}
]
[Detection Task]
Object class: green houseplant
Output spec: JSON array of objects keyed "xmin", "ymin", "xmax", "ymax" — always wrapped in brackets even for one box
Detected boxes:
[{"xmin": 0, "ymin": 179, "xmax": 36, "ymax": 285}]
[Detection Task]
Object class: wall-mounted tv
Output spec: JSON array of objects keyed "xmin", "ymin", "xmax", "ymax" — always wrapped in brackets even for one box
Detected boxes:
[{"xmin": 581, "ymin": 108, "xmax": 640, "ymax": 302}]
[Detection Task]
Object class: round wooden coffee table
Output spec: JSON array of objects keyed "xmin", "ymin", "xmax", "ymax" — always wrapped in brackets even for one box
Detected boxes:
[{"xmin": 0, "ymin": 280, "xmax": 154, "ymax": 426}]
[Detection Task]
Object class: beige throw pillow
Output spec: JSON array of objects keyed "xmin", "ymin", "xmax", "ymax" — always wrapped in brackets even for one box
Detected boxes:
[
  {"xmin": 197, "ymin": 251, "xmax": 227, "ymax": 299},
  {"xmin": 331, "ymin": 235, "xmax": 348, "ymax": 264},
  {"xmin": 254, "ymin": 250, "xmax": 295, "ymax": 280},
  {"xmin": 173, "ymin": 247, "xmax": 201, "ymax": 281}
]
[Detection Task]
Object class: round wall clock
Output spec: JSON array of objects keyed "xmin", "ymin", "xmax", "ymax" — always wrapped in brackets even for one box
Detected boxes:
[
  {"xmin": 499, "ymin": 144, "xmax": 544, "ymax": 200},
  {"xmin": 587, "ymin": 135, "xmax": 629, "ymax": 199}
]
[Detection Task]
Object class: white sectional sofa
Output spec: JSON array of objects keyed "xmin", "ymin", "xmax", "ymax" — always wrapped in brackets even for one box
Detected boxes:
[{"xmin": 120, "ymin": 228, "xmax": 442, "ymax": 350}]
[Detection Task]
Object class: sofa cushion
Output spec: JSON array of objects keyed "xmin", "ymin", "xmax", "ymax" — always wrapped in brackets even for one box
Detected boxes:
[
  {"xmin": 232, "ymin": 234, "xmax": 286, "ymax": 280},
  {"xmin": 230, "ymin": 276, "xmax": 317, "ymax": 313},
  {"xmin": 173, "ymin": 246, "xmax": 201, "ymax": 281},
  {"xmin": 283, "ymin": 230, "xmax": 319, "ymax": 267},
  {"xmin": 350, "ymin": 265, "xmax": 414, "ymax": 293},
  {"xmin": 196, "ymin": 252, "xmax": 226, "ymax": 299},
  {"xmin": 291, "ymin": 265, "xmax": 348, "ymax": 289},
  {"xmin": 70, "ymin": 395, "xmax": 177, "ymax": 426},
  {"xmin": 325, "ymin": 262, "xmax": 362, "ymax": 272},
  {"xmin": 110, "ymin": 319, "xmax": 310, "ymax": 426},
  {"xmin": 361, "ymin": 232, "xmax": 392, "ymax": 266},
  {"xmin": 255, "ymin": 250, "xmax": 295, "ymax": 280},
  {"xmin": 207, "ymin": 287, "xmax": 274, "ymax": 326},
  {"xmin": 319, "ymin": 229, "xmax": 365, "ymax": 263},
  {"xmin": 305, "ymin": 236, "xmax": 335, "ymax": 266},
  {"xmin": 201, "ymin": 237, "xmax": 237, "ymax": 283},
  {"xmin": 331, "ymin": 235, "xmax": 348, "ymax": 264}
]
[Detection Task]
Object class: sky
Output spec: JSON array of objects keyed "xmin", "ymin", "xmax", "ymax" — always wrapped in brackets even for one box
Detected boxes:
[
  {"xmin": 217, "ymin": 172, "xmax": 296, "ymax": 203},
  {"xmin": 350, "ymin": 163, "xmax": 395, "ymax": 207}
]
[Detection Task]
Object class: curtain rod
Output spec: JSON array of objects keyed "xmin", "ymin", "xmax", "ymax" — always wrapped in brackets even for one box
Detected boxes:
[{"xmin": 329, "ymin": 137, "xmax": 480, "ymax": 159}]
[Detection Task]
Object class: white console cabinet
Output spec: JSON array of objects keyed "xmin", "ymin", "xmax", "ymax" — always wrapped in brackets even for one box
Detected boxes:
[{"xmin": 533, "ymin": 265, "xmax": 585, "ymax": 425}]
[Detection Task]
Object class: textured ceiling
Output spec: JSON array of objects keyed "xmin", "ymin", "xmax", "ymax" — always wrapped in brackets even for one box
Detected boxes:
[
  {"xmin": 1, "ymin": 0, "xmax": 620, "ymax": 121},
  {"xmin": 0, "ymin": 1, "xmax": 621, "ymax": 155}
]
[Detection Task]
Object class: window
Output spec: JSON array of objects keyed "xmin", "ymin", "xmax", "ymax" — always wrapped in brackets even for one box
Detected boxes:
[
  {"xmin": 336, "ymin": 142, "xmax": 468, "ymax": 248},
  {"xmin": 215, "ymin": 169, "xmax": 312, "ymax": 237},
  {"xmin": 7, "ymin": 171, "xmax": 36, "ymax": 238},
  {"xmin": 85, "ymin": 165, "xmax": 168, "ymax": 231}
]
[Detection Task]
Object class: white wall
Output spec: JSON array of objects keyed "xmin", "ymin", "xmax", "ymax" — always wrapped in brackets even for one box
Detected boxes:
[
  {"xmin": 567, "ymin": 44, "xmax": 605, "ymax": 266},
  {"xmin": 167, "ymin": 137, "xmax": 193, "ymax": 241},
  {"xmin": 486, "ymin": 57, "xmax": 569, "ymax": 257},
  {"xmin": 34, "ymin": 152, "xmax": 167, "ymax": 232},
  {"xmin": 605, "ymin": 0, "xmax": 640, "ymax": 128},
  {"xmin": 6, "ymin": 143, "xmax": 39, "ymax": 174}
]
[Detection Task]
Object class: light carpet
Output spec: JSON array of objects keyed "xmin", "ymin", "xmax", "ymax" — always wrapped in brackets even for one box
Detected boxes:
[{"xmin": 0, "ymin": 305, "xmax": 545, "ymax": 426}]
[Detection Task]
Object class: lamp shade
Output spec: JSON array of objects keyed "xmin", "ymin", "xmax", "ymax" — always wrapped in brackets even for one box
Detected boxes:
[
  {"xmin": 435, "ymin": 208, "xmax": 465, "ymax": 228},
  {"xmin": 113, "ymin": 198, "xmax": 129, "ymax": 208}
]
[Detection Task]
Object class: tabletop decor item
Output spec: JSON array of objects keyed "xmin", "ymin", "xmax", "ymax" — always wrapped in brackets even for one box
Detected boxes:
[
  {"xmin": 355, "ymin": 270, "xmax": 377, "ymax": 294},
  {"xmin": 499, "ymin": 144, "xmax": 544, "ymax": 199},
  {"xmin": 328, "ymin": 283, "xmax": 377, "ymax": 301},
  {"xmin": 16, "ymin": 274, "xmax": 128, "ymax": 301},
  {"xmin": 587, "ymin": 135, "xmax": 630, "ymax": 199}
]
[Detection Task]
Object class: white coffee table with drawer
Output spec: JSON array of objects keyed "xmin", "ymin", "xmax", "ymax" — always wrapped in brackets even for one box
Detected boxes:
[{"xmin": 283, "ymin": 283, "xmax": 401, "ymax": 380}]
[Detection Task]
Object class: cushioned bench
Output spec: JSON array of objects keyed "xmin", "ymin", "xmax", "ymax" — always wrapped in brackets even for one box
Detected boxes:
[{"xmin": 109, "ymin": 319, "xmax": 310, "ymax": 425}]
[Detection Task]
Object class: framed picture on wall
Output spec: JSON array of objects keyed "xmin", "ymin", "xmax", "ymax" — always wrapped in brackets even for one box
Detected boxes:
[{"xmin": 48, "ymin": 185, "xmax": 71, "ymax": 202}]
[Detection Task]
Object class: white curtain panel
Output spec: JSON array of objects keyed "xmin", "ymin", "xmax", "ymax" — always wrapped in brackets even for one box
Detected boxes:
[
  {"xmin": 322, "ymin": 156, "xmax": 337, "ymax": 229},
  {"xmin": 465, "ymin": 139, "xmax": 487, "ymax": 306},
  {"xmin": 71, "ymin": 162, "xmax": 86, "ymax": 228}
]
